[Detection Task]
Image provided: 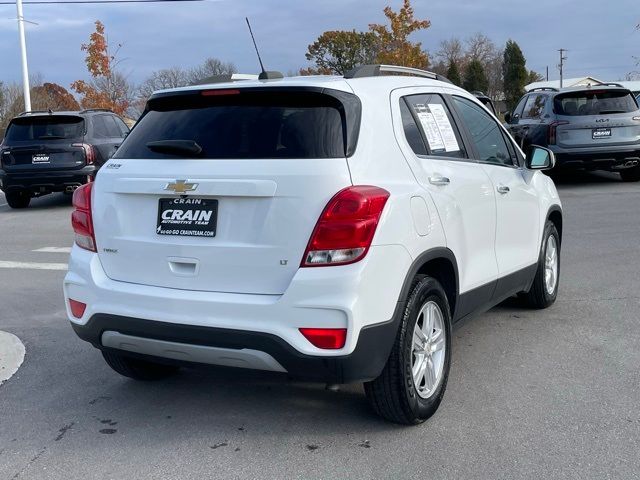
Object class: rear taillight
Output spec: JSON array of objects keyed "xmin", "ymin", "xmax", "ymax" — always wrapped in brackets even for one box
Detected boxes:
[
  {"xmin": 548, "ymin": 121, "xmax": 569, "ymax": 145},
  {"xmin": 71, "ymin": 182, "xmax": 96, "ymax": 252},
  {"xmin": 301, "ymin": 186, "xmax": 390, "ymax": 267},
  {"xmin": 299, "ymin": 328, "xmax": 347, "ymax": 349},
  {"xmin": 72, "ymin": 143, "xmax": 97, "ymax": 165}
]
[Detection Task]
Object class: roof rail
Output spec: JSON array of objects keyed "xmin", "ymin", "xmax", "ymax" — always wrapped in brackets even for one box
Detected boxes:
[
  {"xmin": 18, "ymin": 109, "xmax": 52, "ymax": 116},
  {"xmin": 529, "ymin": 87, "xmax": 560, "ymax": 93},
  {"xmin": 79, "ymin": 108, "xmax": 113, "ymax": 114},
  {"xmin": 344, "ymin": 64, "xmax": 452, "ymax": 84}
]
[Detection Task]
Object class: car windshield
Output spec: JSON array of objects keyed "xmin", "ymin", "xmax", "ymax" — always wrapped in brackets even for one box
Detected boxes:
[
  {"xmin": 114, "ymin": 88, "xmax": 361, "ymax": 160},
  {"xmin": 554, "ymin": 90, "xmax": 638, "ymax": 116},
  {"xmin": 4, "ymin": 115, "xmax": 85, "ymax": 142}
]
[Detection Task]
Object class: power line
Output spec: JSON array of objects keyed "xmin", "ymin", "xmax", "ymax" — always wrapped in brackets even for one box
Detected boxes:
[{"xmin": 0, "ymin": 0, "xmax": 202, "ymax": 4}]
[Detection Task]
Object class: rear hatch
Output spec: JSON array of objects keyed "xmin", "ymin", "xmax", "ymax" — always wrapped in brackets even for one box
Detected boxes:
[
  {"xmin": 93, "ymin": 86, "xmax": 360, "ymax": 295},
  {"xmin": 1, "ymin": 115, "xmax": 87, "ymax": 172},
  {"xmin": 553, "ymin": 89, "xmax": 640, "ymax": 148}
]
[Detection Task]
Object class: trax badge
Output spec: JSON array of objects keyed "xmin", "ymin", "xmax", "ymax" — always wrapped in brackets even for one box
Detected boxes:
[{"xmin": 165, "ymin": 180, "xmax": 198, "ymax": 194}]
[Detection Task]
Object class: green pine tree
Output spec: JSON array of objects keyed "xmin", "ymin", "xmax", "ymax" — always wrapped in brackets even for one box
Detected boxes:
[
  {"xmin": 463, "ymin": 59, "xmax": 489, "ymax": 93},
  {"xmin": 503, "ymin": 40, "xmax": 528, "ymax": 111},
  {"xmin": 446, "ymin": 61, "xmax": 462, "ymax": 86}
]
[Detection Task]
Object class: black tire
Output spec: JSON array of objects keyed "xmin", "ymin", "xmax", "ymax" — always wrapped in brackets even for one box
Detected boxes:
[
  {"xmin": 101, "ymin": 350, "xmax": 179, "ymax": 381},
  {"xmin": 620, "ymin": 167, "xmax": 640, "ymax": 182},
  {"xmin": 364, "ymin": 276, "xmax": 452, "ymax": 425},
  {"xmin": 523, "ymin": 220, "xmax": 560, "ymax": 309},
  {"xmin": 5, "ymin": 190, "xmax": 31, "ymax": 209}
]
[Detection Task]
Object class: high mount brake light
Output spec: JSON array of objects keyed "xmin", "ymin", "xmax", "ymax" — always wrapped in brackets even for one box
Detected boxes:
[
  {"xmin": 301, "ymin": 186, "xmax": 390, "ymax": 267},
  {"xmin": 201, "ymin": 89, "xmax": 241, "ymax": 96},
  {"xmin": 71, "ymin": 182, "xmax": 96, "ymax": 252}
]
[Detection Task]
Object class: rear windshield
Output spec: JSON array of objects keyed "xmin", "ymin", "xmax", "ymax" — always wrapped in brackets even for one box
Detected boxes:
[
  {"xmin": 114, "ymin": 88, "xmax": 361, "ymax": 160},
  {"xmin": 5, "ymin": 115, "xmax": 84, "ymax": 142},
  {"xmin": 554, "ymin": 90, "xmax": 638, "ymax": 116}
]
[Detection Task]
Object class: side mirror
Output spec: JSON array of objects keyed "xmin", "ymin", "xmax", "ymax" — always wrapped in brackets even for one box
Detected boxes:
[
  {"xmin": 504, "ymin": 112, "xmax": 511, "ymax": 123},
  {"xmin": 526, "ymin": 145, "xmax": 555, "ymax": 170}
]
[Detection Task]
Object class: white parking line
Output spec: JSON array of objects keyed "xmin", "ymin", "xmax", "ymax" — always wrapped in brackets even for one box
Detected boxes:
[
  {"xmin": 33, "ymin": 247, "xmax": 72, "ymax": 253},
  {"xmin": 0, "ymin": 331, "xmax": 25, "ymax": 386},
  {"xmin": 0, "ymin": 261, "xmax": 67, "ymax": 271}
]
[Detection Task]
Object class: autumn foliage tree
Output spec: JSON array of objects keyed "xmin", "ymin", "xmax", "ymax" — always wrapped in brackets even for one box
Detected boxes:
[
  {"xmin": 71, "ymin": 21, "xmax": 132, "ymax": 116},
  {"xmin": 31, "ymin": 83, "xmax": 80, "ymax": 111},
  {"xmin": 369, "ymin": 0, "xmax": 431, "ymax": 68},
  {"xmin": 305, "ymin": 30, "xmax": 379, "ymax": 75},
  {"xmin": 303, "ymin": 0, "xmax": 430, "ymax": 74}
]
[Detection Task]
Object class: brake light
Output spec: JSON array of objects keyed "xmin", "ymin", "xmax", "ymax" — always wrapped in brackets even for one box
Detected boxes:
[
  {"xmin": 301, "ymin": 186, "xmax": 390, "ymax": 267},
  {"xmin": 201, "ymin": 89, "xmax": 241, "ymax": 96},
  {"xmin": 548, "ymin": 121, "xmax": 569, "ymax": 145},
  {"xmin": 72, "ymin": 143, "xmax": 96, "ymax": 165},
  {"xmin": 299, "ymin": 328, "xmax": 347, "ymax": 349},
  {"xmin": 71, "ymin": 182, "xmax": 96, "ymax": 252},
  {"xmin": 68, "ymin": 299, "xmax": 87, "ymax": 319}
]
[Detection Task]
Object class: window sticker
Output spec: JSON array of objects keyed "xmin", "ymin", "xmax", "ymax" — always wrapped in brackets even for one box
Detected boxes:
[
  {"xmin": 427, "ymin": 104, "xmax": 460, "ymax": 152},
  {"xmin": 412, "ymin": 103, "xmax": 460, "ymax": 153}
]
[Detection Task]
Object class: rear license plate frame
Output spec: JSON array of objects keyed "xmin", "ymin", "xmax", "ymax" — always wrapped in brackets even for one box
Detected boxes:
[
  {"xmin": 592, "ymin": 128, "xmax": 612, "ymax": 140},
  {"xmin": 156, "ymin": 197, "xmax": 218, "ymax": 237}
]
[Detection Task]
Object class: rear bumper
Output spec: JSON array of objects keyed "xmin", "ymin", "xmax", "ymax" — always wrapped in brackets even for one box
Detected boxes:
[
  {"xmin": 63, "ymin": 244, "xmax": 413, "ymax": 383},
  {"xmin": 549, "ymin": 145, "xmax": 640, "ymax": 170},
  {"xmin": 72, "ymin": 311, "xmax": 402, "ymax": 383},
  {"xmin": 0, "ymin": 165, "xmax": 96, "ymax": 193}
]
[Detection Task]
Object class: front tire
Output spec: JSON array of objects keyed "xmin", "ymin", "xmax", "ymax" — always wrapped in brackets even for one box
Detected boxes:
[
  {"xmin": 620, "ymin": 166, "xmax": 640, "ymax": 182},
  {"xmin": 364, "ymin": 276, "xmax": 452, "ymax": 425},
  {"xmin": 5, "ymin": 190, "xmax": 31, "ymax": 209},
  {"xmin": 523, "ymin": 220, "xmax": 560, "ymax": 309},
  {"xmin": 102, "ymin": 350, "xmax": 180, "ymax": 381}
]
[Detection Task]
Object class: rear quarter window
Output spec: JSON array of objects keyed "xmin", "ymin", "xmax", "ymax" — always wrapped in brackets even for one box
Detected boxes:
[{"xmin": 115, "ymin": 88, "xmax": 361, "ymax": 160}]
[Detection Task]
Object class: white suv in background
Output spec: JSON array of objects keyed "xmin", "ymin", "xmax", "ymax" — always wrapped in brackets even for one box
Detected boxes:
[{"xmin": 63, "ymin": 65, "xmax": 562, "ymax": 425}]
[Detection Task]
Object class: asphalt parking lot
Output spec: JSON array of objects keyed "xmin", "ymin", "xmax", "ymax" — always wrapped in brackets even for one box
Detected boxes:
[{"xmin": 1, "ymin": 172, "xmax": 639, "ymax": 480}]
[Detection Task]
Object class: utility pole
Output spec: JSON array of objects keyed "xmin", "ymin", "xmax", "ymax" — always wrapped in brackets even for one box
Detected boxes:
[
  {"xmin": 15, "ymin": 0, "xmax": 31, "ymax": 111},
  {"xmin": 558, "ymin": 48, "xmax": 567, "ymax": 89},
  {"xmin": 546, "ymin": 66, "xmax": 549, "ymax": 81}
]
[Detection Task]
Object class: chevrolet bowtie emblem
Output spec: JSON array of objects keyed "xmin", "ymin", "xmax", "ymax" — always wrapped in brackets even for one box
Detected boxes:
[{"xmin": 164, "ymin": 180, "xmax": 198, "ymax": 194}]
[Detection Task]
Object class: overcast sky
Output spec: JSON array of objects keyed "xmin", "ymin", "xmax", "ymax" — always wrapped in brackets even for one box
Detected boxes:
[{"xmin": 0, "ymin": 0, "xmax": 638, "ymax": 88}]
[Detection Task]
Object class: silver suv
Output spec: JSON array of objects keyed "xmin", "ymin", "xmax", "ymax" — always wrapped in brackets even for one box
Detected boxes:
[{"xmin": 505, "ymin": 84, "xmax": 640, "ymax": 181}]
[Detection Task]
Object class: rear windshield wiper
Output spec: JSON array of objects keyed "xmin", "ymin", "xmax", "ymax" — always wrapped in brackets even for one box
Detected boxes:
[
  {"xmin": 146, "ymin": 140, "xmax": 203, "ymax": 157},
  {"xmin": 38, "ymin": 135, "xmax": 65, "ymax": 139},
  {"xmin": 598, "ymin": 110, "xmax": 626, "ymax": 114}
]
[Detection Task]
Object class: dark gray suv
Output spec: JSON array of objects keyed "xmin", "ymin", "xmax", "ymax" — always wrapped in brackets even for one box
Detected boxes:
[
  {"xmin": 0, "ymin": 109, "xmax": 129, "ymax": 208},
  {"xmin": 505, "ymin": 85, "xmax": 640, "ymax": 181}
]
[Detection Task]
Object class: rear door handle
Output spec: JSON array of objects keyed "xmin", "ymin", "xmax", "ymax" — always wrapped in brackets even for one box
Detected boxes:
[
  {"xmin": 429, "ymin": 176, "xmax": 450, "ymax": 186},
  {"xmin": 497, "ymin": 185, "xmax": 510, "ymax": 194}
]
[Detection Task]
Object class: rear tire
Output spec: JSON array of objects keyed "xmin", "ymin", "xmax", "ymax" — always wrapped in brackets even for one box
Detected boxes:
[
  {"xmin": 102, "ymin": 350, "xmax": 180, "ymax": 381},
  {"xmin": 364, "ymin": 276, "xmax": 452, "ymax": 425},
  {"xmin": 5, "ymin": 190, "xmax": 31, "ymax": 209},
  {"xmin": 620, "ymin": 167, "xmax": 640, "ymax": 182},
  {"xmin": 523, "ymin": 221, "xmax": 560, "ymax": 309}
]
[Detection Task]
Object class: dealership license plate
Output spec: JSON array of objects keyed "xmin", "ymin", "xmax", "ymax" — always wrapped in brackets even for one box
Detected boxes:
[
  {"xmin": 156, "ymin": 197, "xmax": 218, "ymax": 237},
  {"xmin": 592, "ymin": 128, "xmax": 612, "ymax": 139},
  {"xmin": 32, "ymin": 153, "xmax": 50, "ymax": 164}
]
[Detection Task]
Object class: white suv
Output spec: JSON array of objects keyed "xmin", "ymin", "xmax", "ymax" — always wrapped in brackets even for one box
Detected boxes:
[{"xmin": 63, "ymin": 65, "xmax": 562, "ymax": 424}]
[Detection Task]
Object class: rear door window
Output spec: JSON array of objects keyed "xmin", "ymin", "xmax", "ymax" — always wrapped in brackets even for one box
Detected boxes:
[
  {"xmin": 115, "ymin": 88, "xmax": 361, "ymax": 159},
  {"xmin": 5, "ymin": 116, "xmax": 84, "ymax": 143},
  {"xmin": 554, "ymin": 90, "xmax": 638, "ymax": 116},
  {"xmin": 521, "ymin": 94, "xmax": 547, "ymax": 119},
  {"xmin": 400, "ymin": 94, "xmax": 467, "ymax": 159}
]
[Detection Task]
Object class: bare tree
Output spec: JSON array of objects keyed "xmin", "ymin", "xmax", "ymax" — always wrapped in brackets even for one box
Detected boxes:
[
  {"xmin": 138, "ymin": 67, "xmax": 189, "ymax": 100},
  {"xmin": 187, "ymin": 58, "xmax": 236, "ymax": 84},
  {"xmin": 436, "ymin": 37, "xmax": 464, "ymax": 66}
]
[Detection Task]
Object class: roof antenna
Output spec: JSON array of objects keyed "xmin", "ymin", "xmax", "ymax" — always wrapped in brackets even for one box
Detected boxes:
[{"xmin": 245, "ymin": 17, "xmax": 283, "ymax": 80}]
